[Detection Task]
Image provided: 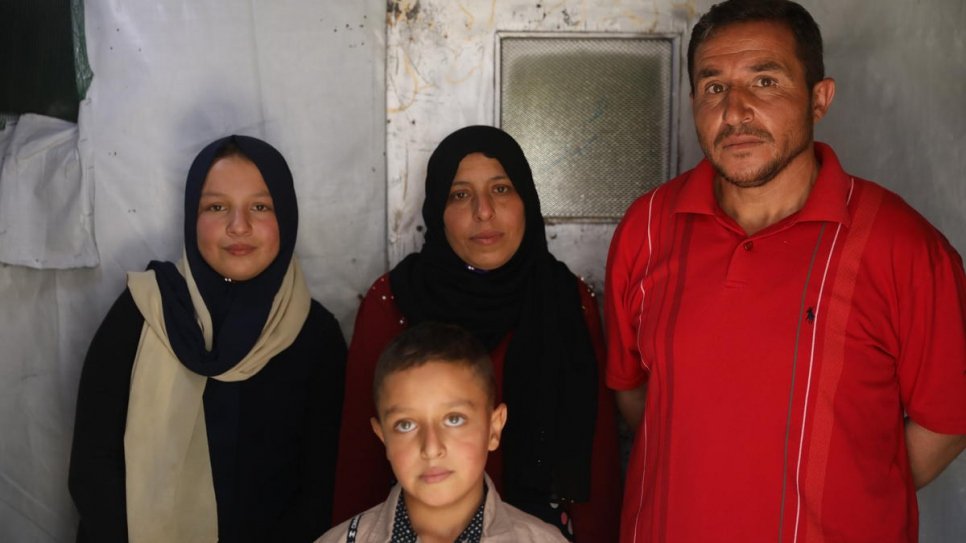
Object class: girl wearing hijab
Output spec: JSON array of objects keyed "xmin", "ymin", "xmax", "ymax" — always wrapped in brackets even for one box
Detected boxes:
[
  {"xmin": 332, "ymin": 126, "xmax": 620, "ymax": 542},
  {"xmin": 68, "ymin": 135, "xmax": 347, "ymax": 542}
]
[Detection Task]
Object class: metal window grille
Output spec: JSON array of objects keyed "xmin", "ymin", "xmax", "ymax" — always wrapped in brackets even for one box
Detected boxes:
[{"xmin": 497, "ymin": 33, "xmax": 679, "ymax": 221}]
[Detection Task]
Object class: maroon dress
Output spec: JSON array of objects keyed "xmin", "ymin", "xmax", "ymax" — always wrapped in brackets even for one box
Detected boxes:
[{"xmin": 332, "ymin": 273, "xmax": 622, "ymax": 542}]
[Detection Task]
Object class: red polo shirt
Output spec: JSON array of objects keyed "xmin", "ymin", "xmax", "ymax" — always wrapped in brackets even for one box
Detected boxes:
[{"xmin": 605, "ymin": 143, "xmax": 966, "ymax": 542}]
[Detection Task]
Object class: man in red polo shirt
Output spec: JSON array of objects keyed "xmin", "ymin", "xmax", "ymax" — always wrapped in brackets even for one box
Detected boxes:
[{"xmin": 605, "ymin": 1, "xmax": 966, "ymax": 541}]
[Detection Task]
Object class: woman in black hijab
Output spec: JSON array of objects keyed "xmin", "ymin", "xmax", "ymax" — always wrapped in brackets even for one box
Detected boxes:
[
  {"xmin": 69, "ymin": 135, "xmax": 346, "ymax": 542},
  {"xmin": 333, "ymin": 126, "xmax": 620, "ymax": 542}
]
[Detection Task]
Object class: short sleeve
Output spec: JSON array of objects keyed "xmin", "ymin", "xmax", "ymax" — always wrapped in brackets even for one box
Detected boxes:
[
  {"xmin": 604, "ymin": 194, "xmax": 655, "ymax": 391},
  {"xmin": 893, "ymin": 218, "xmax": 966, "ymax": 434}
]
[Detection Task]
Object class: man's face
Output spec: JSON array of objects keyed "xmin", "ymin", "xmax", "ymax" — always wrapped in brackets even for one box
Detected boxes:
[{"xmin": 691, "ymin": 21, "xmax": 824, "ymax": 188}]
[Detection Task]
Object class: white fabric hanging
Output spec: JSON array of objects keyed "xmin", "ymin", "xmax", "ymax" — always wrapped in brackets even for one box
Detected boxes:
[{"xmin": 0, "ymin": 113, "xmax": 97, "ymax": 269}]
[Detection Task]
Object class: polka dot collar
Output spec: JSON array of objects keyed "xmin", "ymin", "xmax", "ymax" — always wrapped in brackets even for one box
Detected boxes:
[{"xmin": 390, "ymin": 486, "xmax": 487, "ymax": 542}]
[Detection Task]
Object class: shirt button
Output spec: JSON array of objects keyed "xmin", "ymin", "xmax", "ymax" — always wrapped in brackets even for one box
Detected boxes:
[{"xmin": 743, "ymin": 241, "xmax": 754, "ymax": 251}]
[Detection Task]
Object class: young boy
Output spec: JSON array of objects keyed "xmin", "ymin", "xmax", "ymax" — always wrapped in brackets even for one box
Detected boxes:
[{"xmin": 318, "ymin": 322, "xmax": 567, "ymax": 543}]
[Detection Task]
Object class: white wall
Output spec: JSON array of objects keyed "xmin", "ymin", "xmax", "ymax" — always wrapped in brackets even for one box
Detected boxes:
[
  {"xmin": 0, "ymin": 1, "xmax": 386, "ymax": 541},
  {"xmin": 0, "ymin": 1, "xmax": 962, "ymax": 541}
]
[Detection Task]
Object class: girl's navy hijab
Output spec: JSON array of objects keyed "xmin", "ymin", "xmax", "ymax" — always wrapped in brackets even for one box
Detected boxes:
[
  {"xmin": 148, "ymin": 135, "xmax": 298, "ymax": 376},
  {"xmin": 390, "ymin": 125, "xmax": 598, "ymax": 508}
]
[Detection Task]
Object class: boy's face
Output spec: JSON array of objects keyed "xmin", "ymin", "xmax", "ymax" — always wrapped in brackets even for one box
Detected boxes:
[{"xmin": 371, "ymin": 360, "xmax": 507, "ymax": 516}]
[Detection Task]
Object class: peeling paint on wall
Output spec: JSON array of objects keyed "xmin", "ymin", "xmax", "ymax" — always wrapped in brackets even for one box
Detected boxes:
[
  {"xmin": 387, "ymin": 0, "xmax": 421, "ymax": 25},
  {"xmin": 385, "ymin": 0, "xmax": 692, "ymax": 278}
]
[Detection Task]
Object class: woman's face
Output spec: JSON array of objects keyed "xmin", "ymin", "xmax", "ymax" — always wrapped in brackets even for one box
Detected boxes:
[
  {"xmin": 196, "ymin": 155, "xmax": 280, "ymax": 281},
  {"xmin": 443, "ymin": 153, "xmax": 525, "ymax": 271}
]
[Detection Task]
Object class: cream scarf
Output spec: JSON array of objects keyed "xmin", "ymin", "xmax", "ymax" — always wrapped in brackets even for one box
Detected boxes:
[{"xmin": 123, "ymin": 256, "xmax": 311, "ymax": 543}]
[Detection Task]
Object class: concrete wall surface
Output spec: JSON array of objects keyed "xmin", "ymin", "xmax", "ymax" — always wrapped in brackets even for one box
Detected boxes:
[{"xmin": 0, "ymin": 1, "xmax": 962, "ymax": 541}]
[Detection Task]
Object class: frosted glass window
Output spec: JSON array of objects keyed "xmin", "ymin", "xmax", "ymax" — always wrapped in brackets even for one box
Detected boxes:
[{"xmin": 498, "ymin": 34, "xmax": 678, "ymax": 221}]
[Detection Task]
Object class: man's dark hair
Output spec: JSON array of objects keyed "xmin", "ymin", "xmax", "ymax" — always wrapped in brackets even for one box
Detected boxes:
[
  {"xmin": 687, "ymin": 0, "xmax": 825, "ymax": 92},
  {"xmin": 373, "ymin": 322, "xmax": 496, "ymax": 411}
]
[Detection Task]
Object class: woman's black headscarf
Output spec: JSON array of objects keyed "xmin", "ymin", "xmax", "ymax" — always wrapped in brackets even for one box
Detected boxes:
[
  {"xmin": 148, "ymin": 135, "xmax": 299, "ymax": 376},
  {"xmin": 389, "ymin": 125, "xmax": 598, "ymax": 505}
]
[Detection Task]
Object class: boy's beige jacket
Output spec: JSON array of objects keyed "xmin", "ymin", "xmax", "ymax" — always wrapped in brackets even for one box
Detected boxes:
[{"xmin": 318, "ymin": 474, "xmax": 568, "ymax": 543}]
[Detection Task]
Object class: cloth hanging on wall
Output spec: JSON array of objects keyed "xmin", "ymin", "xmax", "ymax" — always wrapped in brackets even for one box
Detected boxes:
[{"xmin": 0, "ymin": 113, "xmax": 97, "ymax": 269}]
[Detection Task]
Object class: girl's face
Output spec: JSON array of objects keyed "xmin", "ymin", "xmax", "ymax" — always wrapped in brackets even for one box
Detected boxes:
[
  {"xmin": 442, "ymin": 153, "xmax": 526, "ymax": 271},
  {"xmin": 196, "ymin": 155, "xmax": 280, "ymax": 281}
]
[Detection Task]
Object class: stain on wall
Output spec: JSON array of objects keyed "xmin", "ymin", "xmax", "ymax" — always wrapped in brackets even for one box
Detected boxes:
[
  {"xmin": 385, "ymin": 0, "xmax": 690, "ymax": 283},
  {"xmin": 387, "ymin": 0, "xmax": 421, "ymax": 25}
]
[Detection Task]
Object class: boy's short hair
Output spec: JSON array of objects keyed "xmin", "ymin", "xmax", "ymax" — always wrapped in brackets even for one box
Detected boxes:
[{"xmin": 373, "ymin": 322, "xmax": 496, "ymax": 410}]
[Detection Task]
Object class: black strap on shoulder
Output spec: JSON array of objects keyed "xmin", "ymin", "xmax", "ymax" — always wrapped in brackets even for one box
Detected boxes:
[{"xmin": 346, "ymin": 513, "xmax": 362, "ymax": 543}]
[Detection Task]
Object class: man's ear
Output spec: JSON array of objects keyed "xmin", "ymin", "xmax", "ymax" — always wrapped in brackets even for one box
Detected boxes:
[
  {"xmin": 488, "ymin": 403, "xmax": 508, "ymax": 452},
  {"xmin": 370, "ymin": 417, "xmax": 386, "ymax": 445},
  {"xmin": 811, "ymin": 77, "xmax": 836, "ymax": 123}
]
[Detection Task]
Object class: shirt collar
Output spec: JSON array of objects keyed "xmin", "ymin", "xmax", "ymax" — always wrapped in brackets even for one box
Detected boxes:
[
  {"xmin": 389, "ymin": 496, "xmax": 418, "ymax": 543},
  {"xmin": 390, "ymin": 485, "xmax": 488, "ymax": 543},
  {"xmin": 672, "ymin": 142, "xmax": 853, "ymax": 227}
]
